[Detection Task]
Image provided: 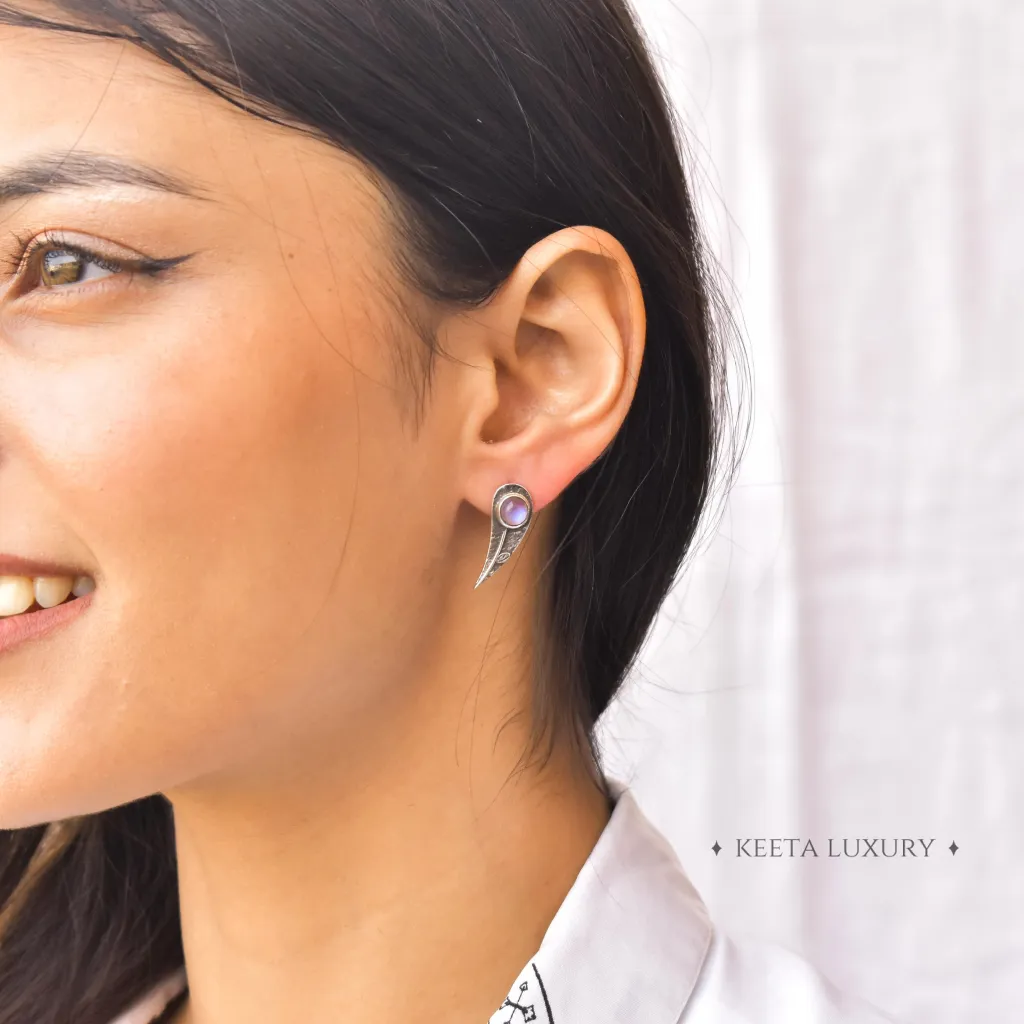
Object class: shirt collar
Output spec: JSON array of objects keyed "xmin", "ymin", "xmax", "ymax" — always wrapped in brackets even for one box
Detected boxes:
[{"xmin": 487, "ymin": 780, "xmax": 714, "ymax": 1024}]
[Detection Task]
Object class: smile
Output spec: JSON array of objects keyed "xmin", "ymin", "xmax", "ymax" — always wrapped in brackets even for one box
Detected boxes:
[{"xmin": 0, "ymin": 576, "xmax": 96, "ymax": 656}]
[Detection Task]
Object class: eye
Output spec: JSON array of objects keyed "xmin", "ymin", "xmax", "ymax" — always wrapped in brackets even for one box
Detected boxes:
[
  {"xmin": 4, "ymin": 232, "xmax": 193, "ymax": 301},
  {"xmin": 37, "ymin": 247, "xmax": 122, "ymax": 289}
]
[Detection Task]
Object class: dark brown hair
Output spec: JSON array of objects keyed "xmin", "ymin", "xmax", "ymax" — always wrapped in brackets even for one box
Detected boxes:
[{"xmin": 0, "ymin": 1, "xmax": 746, "ymax": 1021}]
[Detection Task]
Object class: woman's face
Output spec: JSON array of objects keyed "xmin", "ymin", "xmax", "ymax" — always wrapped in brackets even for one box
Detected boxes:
[{"xmin": 0, "ymin": 23, "xmax": 485, "ymax": 825}]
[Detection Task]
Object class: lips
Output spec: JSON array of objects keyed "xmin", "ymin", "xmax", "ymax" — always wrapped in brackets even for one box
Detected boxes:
[
  {"xmin": 0, "ymin": 554, "xmax": 98, "ymax": 654},
  {"xmin": 0, "ymin": 588, "xmax": 95, "ymax": 657},
  {"xmin": 0, "ymin": 554, "xmax": 93, "ymax": 578}
]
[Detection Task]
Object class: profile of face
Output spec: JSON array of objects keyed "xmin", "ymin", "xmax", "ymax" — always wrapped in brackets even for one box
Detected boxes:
[{"xmin": 0, "ymin": 19, "xmax": 644, "ymax": 827}]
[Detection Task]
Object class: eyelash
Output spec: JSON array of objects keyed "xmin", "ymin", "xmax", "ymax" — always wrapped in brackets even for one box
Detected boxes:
[{"xmin": 9, "ymin": 230, "xmax": 184, "ymax": 292}]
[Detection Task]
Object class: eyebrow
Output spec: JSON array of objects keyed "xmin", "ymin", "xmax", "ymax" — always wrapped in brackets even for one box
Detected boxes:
[{"xmin": 0, "ymin": 152, "xmax": 207, "ymax": 206}]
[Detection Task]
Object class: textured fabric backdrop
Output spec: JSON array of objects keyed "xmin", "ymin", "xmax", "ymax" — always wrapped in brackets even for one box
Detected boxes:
[{"xmin": 599, "ymin": 3, "xmax": 1023, "ymax": 1022}]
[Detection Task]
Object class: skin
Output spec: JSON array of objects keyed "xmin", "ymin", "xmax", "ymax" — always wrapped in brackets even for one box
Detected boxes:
[{"xmin": 0, "ymin": 15, "xmax": 646, "ymax": 1024}]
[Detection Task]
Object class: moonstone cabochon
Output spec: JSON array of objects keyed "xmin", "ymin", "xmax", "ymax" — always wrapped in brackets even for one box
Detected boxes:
[{"xmin": 498, "ymin": 494, "xmax": 531, "ymax": 529}]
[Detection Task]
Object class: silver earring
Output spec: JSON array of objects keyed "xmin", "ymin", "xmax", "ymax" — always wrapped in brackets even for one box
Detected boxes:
[{"xmin": 475, "ymin": 484, "xmax": 534, "ymax": 589}]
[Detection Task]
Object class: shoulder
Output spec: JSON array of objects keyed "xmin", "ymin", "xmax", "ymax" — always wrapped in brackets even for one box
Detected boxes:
[{"xmin": 679, "ymin": 929, "xmax": 901, "ymax": 1024}]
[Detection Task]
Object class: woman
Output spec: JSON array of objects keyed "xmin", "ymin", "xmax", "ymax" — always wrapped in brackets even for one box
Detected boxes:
[{"xmin": 0, "ymin": 2, "xmax": 899, "ymax": 1022}]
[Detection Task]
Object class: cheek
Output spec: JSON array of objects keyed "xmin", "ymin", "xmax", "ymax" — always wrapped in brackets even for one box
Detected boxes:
[
  {"xmin": 89, "ymin": 288, "xmax": 400, "ymax": 667},
  {"xmin": 56, "ymin": 295, "xmax": 357, "ymax": 591},
  {"xmin": 0, "ymin": 275, "xmax": 439, "ymax": 820}
]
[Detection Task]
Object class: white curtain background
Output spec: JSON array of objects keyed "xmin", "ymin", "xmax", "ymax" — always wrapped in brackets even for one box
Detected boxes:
[{"xmin": 599, "ymin": 3, "xmax": 1023, "ymax": 1022}]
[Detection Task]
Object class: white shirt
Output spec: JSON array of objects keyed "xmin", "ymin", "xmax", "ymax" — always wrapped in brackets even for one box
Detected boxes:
[{"xmin": 113, "ymin": 783, "xmax": 901, "ymax": 1024}]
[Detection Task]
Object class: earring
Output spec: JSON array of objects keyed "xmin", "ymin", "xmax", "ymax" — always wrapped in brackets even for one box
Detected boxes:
[{"xmin": 474, "ymin": 484, "xmax": 534, "ymax": 589}]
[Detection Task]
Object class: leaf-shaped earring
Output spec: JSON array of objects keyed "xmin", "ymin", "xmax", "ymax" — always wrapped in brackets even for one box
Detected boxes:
[{"xmin": 474, "ymin": 484, "xmax": 534, "ymax": 589}]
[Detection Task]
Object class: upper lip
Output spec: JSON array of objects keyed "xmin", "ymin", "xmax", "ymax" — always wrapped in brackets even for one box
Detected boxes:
[{"xmin": 0, "ymin": 554, "xmax": 92, "ymax": 578}]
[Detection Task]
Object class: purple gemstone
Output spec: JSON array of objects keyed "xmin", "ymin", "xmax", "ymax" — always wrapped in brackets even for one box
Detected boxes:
[{"xmin": 498, "ymin": 494, "xmax": 530, "ymax": 529}]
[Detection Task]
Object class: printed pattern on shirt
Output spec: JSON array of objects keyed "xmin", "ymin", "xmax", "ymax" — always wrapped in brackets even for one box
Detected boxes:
[{"xmin": 489, "ymin": 962, "xmax": 554, "ymax": 1024}]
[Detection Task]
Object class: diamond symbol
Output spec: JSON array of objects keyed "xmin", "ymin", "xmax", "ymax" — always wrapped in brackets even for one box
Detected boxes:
[
  {"xmin": 949, "ymin": 841, "xmax": 958, "ymax": 855},
  {"xmin": 712, "ymin": 841, "xmax": 722, "ymax": 855}
]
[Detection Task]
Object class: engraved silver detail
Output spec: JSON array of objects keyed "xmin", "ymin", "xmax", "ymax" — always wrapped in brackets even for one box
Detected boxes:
[{"xmin": 474, "ymin": 484, "xmax": 534, "ymax": 589}]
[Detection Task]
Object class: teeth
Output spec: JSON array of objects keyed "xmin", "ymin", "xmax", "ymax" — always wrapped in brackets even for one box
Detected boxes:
[
  {"xmin": 0, "ymin": 575, "xmax": 95, "ymax": 618},
  {"xmin": 35, "ymin": 576, "xmax": 75, "ymax": 608},
  {"xmin": 0, "ymin": 577, "xmax": 35, "ymax": 617}
]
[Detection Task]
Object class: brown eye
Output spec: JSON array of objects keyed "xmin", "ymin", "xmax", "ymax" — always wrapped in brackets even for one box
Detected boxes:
[
  {"xmin": 37, "ymin": 247, "xmax": 118, "ymax": 288},
  {"xmin": 41, "ymin": 249, "xmax": 84, "ymax": 286}
]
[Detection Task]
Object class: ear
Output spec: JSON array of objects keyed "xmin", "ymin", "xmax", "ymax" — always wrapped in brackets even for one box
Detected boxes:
[{"xmin": 443, "ymin": 226, "xmax": 646, "ymax": 517}]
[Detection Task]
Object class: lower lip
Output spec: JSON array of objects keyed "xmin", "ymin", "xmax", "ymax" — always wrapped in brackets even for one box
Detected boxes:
[{"xmin": 0, "ymin": 592, "xmax": 95, "ymax": 657}]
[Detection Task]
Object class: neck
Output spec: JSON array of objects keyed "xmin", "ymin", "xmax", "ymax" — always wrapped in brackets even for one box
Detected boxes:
[{"xmin": 164, "ymin": 629, "xmax": 610, "ymax": 1024}]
